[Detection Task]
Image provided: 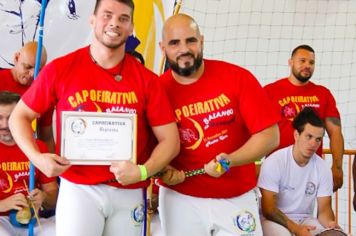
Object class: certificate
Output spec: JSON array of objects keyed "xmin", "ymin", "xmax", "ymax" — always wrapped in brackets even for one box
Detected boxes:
[{"xmin": 60, "ymin": 111, "xmax": 137, "ymax": 165}]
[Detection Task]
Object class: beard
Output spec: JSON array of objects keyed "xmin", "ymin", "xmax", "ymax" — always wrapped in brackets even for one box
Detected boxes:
[
  {"xmin": 0, "ymin": 131, "xmax": 14, "ymax": 144},
  {"xmin": 167, "ymin": 52, "xmax": 203, "ymax": 77},
  {"xmin": 292, "ymin": 67, "xmax": 312, "ymax": 83}
]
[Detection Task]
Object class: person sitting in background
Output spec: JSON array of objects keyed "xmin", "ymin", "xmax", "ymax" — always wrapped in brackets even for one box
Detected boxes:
[
  {"xmin": 0, "ymin": 41, "xmax": 55, "ymax": 153},
  {"xmin": 0, "ymin": 91, "xmax": 58, "ymax": 236},
  {"xmin": 258, "ymin": 107, "xmax": 341, "ymax": 236},
  {"xmin": 0, "ymin": 42, "xmax": 47, "ymax": 93}
]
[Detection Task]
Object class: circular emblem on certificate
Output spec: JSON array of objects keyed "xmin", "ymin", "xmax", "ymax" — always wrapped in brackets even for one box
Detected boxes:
[{"xmin": 70, "ymin": 118, "xmax": 86, "ymax": 135}]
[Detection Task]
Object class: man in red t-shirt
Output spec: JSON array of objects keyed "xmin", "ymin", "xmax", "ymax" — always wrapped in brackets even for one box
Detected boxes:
[
  {"xmin": 8, "ymin": 0, "xmax": 180, "ymax": 235},
  {"xmin": 0, "ymin": 91, "xmax": 57, "ymax": 236},
  {"xmin": 264, "ymin": 45, "xmax": 344, "ymax": 192},
  {"xmin": 0, "ymin": 42, "xmax": 47, "ymax": 93},
  {"xmin": 157, "ymin": 13, "xmax": 280, "ymax": 236},
  {"xmin": 0, "ymin": 41, "xmax": 55, "ymax": 153}
]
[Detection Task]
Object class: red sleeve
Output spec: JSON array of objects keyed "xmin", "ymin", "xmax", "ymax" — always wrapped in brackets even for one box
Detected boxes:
[
  {"xmin": 324, "ymin": 88, "xmax": 340, "ymax": 119},
  {"xmin": 22, "ymin": 62, "xmax": 58, "ymax": 115},
  {"xmin": 237, "ymin": 69, "xmax": 280, "ymax": 134},
  {"xmin": 264, "ymin": 83, "xmax": 285, "ymax": 127},
  {"xmin": 145, "ymin": 73, "xmax": 176, "ymax": 126}
]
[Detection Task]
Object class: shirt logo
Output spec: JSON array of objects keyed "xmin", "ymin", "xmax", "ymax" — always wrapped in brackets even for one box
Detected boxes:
[
  {"xmin": 305, "ymin": 182, "xmax": 316, "ymax": 196},
  {"xmin": 131, "ymin": 204, "xmax": 144, "ymax": 226},
  {"xmin": 234, "ymin": 210, "xmax": 256, "ymax": 233}
]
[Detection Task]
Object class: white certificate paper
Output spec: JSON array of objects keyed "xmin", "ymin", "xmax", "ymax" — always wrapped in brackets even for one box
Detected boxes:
[{"xmin": 61, "ymin": 111, "xmax": 137, "ymax": 165}]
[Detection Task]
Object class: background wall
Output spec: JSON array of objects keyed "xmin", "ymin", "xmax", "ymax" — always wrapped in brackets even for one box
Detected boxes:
[{"xmin": 179, "ymin": 0, "xmax": 356, "ymax": 232}]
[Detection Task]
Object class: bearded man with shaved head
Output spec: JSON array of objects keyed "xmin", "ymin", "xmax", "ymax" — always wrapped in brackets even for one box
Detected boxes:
[{"xmin": 158, "ymin": 13, "xmax": 280, "ymax": 236}]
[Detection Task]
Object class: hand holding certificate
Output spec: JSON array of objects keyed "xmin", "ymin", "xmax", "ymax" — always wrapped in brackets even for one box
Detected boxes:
[{"xmin": 61, "ymin": 111, "xmax": 137, "ymax": 165}]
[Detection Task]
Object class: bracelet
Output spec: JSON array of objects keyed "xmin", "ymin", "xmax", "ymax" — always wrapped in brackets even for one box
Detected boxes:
[
  {"xmin": 138, "ymin": 165, "xmax": 148, "ymax": 181},
  {"xmin": 216, "ymin": 159, "xmax": 230, "ymax": 173}
]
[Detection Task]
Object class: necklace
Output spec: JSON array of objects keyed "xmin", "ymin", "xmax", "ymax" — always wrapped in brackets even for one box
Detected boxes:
[{"xmin": 89, "ymin": 49, "xmax": 125, "ymax": 82}]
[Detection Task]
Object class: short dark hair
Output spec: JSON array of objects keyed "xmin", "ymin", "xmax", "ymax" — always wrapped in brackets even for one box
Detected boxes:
[
  {"xmin": 292, "ymin": 107, "xmax": 324, "ymax": 133},
  {"xmin": 94, "ymin": 0, "xmax": 134, "ymax": 17},
  {"xmin": 0, "ymin": 91, "xmax": 20, "ymax": 105},
  {"xmin": 291, "ymin": 44, "xmax": 315, "ymax": 57}
]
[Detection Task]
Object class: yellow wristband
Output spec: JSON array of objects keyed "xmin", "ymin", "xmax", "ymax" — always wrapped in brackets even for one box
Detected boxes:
[{"xmin": 138, "ymin": 165, "xmax": 148, "ymax": 181}]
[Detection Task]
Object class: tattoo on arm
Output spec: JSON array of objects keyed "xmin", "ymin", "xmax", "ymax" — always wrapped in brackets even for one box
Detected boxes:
[
  {"xmin": 326, "ymin": 117, "xmax": 341, "ymax": 127},
  {"xmin": 269, "ymin": 194, "xmax": 289, "ymax": 228}
]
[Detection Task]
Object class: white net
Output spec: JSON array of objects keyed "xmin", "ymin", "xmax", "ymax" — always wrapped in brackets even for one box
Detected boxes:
[{"xmin": 179, "ymin": 0, "xmax": 356, "ymax": 233}]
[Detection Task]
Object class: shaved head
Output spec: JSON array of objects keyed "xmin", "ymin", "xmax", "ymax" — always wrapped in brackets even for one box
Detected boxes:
[
  {"xmin": 20, "ymin": 41, "xmax": 47, "ymax": 67},
  {"xmin": 162, "ymin": 13, "xmax": 201, "ymax": 41},
  {"xmin": 12, "ymin": 41, "xmax": 47, "ymax": 86}
]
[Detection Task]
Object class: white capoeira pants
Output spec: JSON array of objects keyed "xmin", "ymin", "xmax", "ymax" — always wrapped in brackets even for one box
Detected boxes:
[
  {"xmin": 159, "ymin": 186, "xmax": 262, "ymax": 236},
  {"xmin": 56, "ymin": 178, "xmax": 145, "ymax": 236},
  {"xmin": 0, "ymin": 216, "xmax": 55, "ymax": 236}
]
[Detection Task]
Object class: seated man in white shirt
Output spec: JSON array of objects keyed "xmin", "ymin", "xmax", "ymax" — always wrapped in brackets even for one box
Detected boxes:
[{"xmin": 258, "ymin": 107, "xmax": 341, "ymax": 236}]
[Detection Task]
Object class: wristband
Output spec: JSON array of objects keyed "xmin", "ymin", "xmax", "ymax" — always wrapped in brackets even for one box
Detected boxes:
[
  {"xmin": 216, "ymin": 159, "xmax": 230, "ymax": 173},
  {"xmin": 138, "ymin": 165, "xmax": 148, "ymax": 181}
]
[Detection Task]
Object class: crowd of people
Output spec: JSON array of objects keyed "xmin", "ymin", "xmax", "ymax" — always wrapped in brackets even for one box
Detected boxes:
[{"xmin": 1, "ymin": 0, "xmax": 354, "ymax": 235}]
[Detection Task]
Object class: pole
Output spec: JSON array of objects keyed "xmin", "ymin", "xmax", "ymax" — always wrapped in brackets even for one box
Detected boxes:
[{"xmin": 29, "ymin": 1, "xmax": 47, "ymax": 235}]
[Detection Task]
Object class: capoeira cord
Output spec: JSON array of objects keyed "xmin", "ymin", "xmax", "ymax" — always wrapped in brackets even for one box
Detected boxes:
[
  {"xmin": 184, "ymin": 159, "xmax": 231, "ymax": 177},
  {"xmin": 105, "ymin": 159, "xmax": 231, "ymax": 183}
]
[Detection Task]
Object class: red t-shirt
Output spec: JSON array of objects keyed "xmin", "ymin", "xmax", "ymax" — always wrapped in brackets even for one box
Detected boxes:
[
  {"xmin": 264, "ymin": 78, "xmax": 340, "ymax": 155},
  {"xmin": 21, "ymin": 46, "xmax": 175, "ymax": 189},
  {"xmin": 0, "ymin": 68, "xmax": 53, "ymax": 126},
  {"xmin": 0, "ymin": 68, "xmax": 28, "ymax": 94},
  {"xmin": 160, "ymin": 59, "xmax": 279, "ymax": 198},
  {"xmin": 0, "ymin": 141, "xmax": 56, "ymax": 216}
]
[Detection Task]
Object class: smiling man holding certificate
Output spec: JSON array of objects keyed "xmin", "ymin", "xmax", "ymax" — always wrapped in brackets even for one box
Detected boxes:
[{"xmin": 8, "ymin": 0, "xmax": 180, "ymax": 235}]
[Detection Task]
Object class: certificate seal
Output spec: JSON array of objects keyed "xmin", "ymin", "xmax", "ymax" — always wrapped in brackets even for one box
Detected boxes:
[{"xmin": 70, "ymin": 118, "xmax": 87, "ymax": 135}]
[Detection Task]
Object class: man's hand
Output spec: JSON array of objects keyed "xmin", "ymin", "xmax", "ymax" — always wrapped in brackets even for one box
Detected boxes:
[
  {"xmin": 29, "ymin": 188, "xmax": 46, "ymax": 210},
  {"xmin": 110, "ymin": 161, "xmax": 141, "ymax": 186},
  {"xmin": 0, "ymin": 193, "xmax": 28, "ymax": 212},
  {"xmin": 204, "ymin": 153, "xmax": 230, "ymax": 178},
  {"xmin": 36, "ymin": 153, "xmax": 71, "ymax": 177},
  {"xmin": 331, "ymin": 165, "xmax": 343, "ymax": 192},
  {"xmin": 325, "ymin": 220, "xmax": 341, "ymax": 230},
  {"xmin": 294, "ymin": 224, "xmax": 315, "ymax": 236},
  {"xmin": 160, "ymin": 167, "xmax": 185, "ymax": 186}
]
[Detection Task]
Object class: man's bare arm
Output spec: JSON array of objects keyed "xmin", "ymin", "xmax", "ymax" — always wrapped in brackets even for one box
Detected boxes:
[
  {"xmin": 317, "ymin": 196, "xmax": 339, "ymax": 229},
  {"xmin": 226, "ymin": 124, "xmax": 279, "ymax": 167},
  {"xmin": 260, "ymin": 188, "xmax": 313, "ymax": 235},
  {"xmin": 325, "ymin": 117, "xmax": 344, "ymax": 191},
  {"xmin": 144, "ymin": 122, "xmax": 180, "ymax": 177},
  {"xmin": 9, "ymin": 100, "xmax": 70, "ymax": 177}
]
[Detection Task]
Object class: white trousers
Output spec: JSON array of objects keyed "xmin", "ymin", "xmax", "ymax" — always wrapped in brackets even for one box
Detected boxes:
[
  {"xmin": 159, "ymin": 187, "xmax": 262, "ymax": 236},
  {"xmin": 56, "ymin": 178, "xmax": 144, "ymax": 236},
  {"xmin": 0, "ymin": 216, "xmax": 55, "ymax": 236}
]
